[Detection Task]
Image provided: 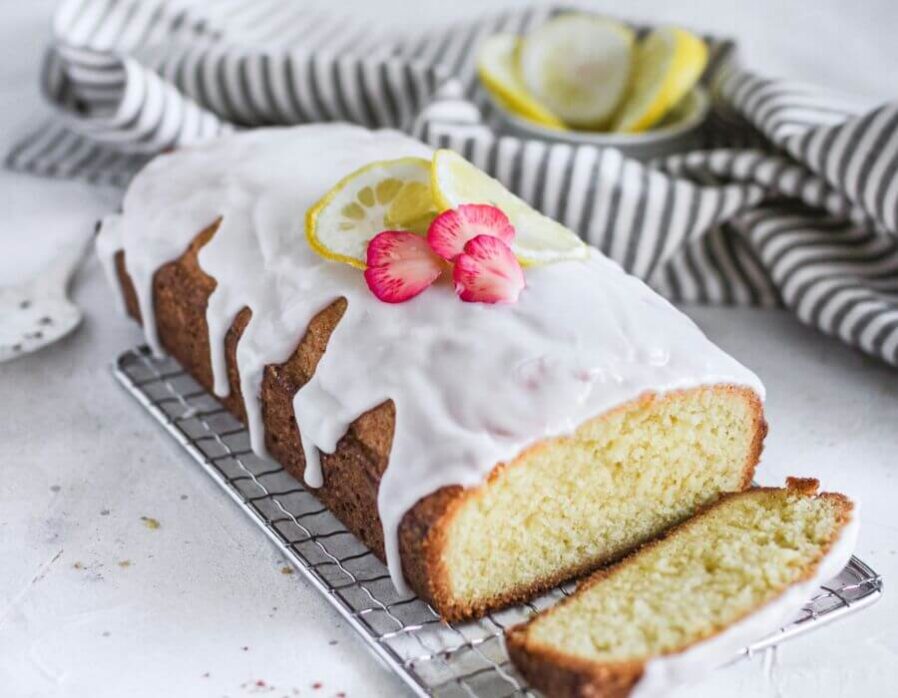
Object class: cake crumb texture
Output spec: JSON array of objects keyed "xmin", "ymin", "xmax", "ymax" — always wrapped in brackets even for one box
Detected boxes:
[{"xmin": 440, "ymin": 386, "xmax": 763, "ymax": 611}]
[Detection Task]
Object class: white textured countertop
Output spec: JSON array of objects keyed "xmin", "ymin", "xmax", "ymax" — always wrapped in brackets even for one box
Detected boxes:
[{"xmin": 2, "ymin": 2, "xmax": 897, "ymax": 697}]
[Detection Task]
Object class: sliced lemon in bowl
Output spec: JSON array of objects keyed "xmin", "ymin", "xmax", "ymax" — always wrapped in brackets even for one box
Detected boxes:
[
  {"xmin": 518, "ymin": 13, "xmax": 635, "ymax": 129},
  {"xmin": 477, "ymin": 34, "xmax": 566, "ymax": 130},
  {"xmin": 306, "ymin": 157, "xmax": 437, "ymax": 268},
  {"xmin": 613, "ymin": 26, "xmax": 708, "ymax": 133},
  {"xmin": 431, "ymin": 149, "xmax": 587, "ymax": 265}
]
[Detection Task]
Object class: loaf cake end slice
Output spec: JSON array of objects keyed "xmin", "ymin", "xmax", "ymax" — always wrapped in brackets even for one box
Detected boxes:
[{"xmin": 506, "ymin": 478, "xmax": 856, "ymax": 697}]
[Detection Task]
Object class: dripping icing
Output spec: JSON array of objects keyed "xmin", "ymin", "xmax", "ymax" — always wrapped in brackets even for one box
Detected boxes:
[{"xmin": 96, "ymin": 124, "xmax": 765, "ymax": 591}]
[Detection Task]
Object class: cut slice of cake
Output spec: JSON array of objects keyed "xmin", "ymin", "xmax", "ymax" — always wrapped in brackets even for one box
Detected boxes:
[{"xmin": 506, "ymin": 478, "xmax": 857, "ymax": 697}]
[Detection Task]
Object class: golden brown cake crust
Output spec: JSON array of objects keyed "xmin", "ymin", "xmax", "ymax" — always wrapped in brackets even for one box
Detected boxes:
[
  {"xmin": 505, "ymin": 480, "xmax": 854, "ymax": 698},
  {"xmin": 114, "ymin": 223, "xmax": 766, "ymax": 622}
]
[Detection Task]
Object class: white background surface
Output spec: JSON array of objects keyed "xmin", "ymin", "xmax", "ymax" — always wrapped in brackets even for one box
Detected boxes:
[{"xmin": 2, "ymin": 2, "xmax": 897, "ymax": 697}]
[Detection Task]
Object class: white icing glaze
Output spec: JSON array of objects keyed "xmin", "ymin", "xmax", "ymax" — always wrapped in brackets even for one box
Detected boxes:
[
  {"xmin": 95, "ymin": 123, "xmax": 764, "ymax": 589},
  {"xmin": 631, "ymin": 501, "xmax": 860, "ymax": 698}
]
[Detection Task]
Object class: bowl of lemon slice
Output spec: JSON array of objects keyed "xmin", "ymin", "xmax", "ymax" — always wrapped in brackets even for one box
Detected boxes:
[{"xmin": 477, "ymin": 13, "xmax": 711, "ymax": 160}]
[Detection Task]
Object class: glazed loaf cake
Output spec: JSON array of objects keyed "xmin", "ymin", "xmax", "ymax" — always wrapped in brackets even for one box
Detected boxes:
[{"xmin": 98, "ymin": 124, "xmax": 767, "ymax": 621}]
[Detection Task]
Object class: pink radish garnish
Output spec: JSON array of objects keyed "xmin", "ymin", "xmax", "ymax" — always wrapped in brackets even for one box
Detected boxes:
[
  {"xmin": 453, "ymin": 234, "xmax": 525, "ymax": 304},
  {"xmin": 364, "ymin": 231, "xmax": 444, "ymax": 303},
  {"xmin": 427, "ymin": 204, "xmax": 516, "ymax": 261}
]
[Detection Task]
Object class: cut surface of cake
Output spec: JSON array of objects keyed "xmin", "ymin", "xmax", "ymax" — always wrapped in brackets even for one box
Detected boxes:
[
  {"xmin": 97, "ymin": 123, "xmax": 766, "ymax": 620},
  {"xmin": 506, "ymin": 478, "xmax": 857, "ymax": 697}
]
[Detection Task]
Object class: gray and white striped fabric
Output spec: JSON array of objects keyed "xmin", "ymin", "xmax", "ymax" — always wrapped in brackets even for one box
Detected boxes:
[{"xmin": 7, "ymin": 0, "xmax": 898, "ymax": 366}]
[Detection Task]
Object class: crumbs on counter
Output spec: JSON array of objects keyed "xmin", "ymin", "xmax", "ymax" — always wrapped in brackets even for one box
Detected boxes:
[
  {"xmin": 180, "ymin": 494, "xmax": 189, "ymax": 500},
  {"xmin": 242, "ymin": 646, "xmax": 250, "ymax": 652},
  {"xmin": 140, "ymin": 516, "xmax": 161, "ymax": 530},
  {"xmin": 100, "ymin": 508, "xmax": 110, "ymax": 516},
  {"xmin": 280, "ymin": 566, "xmax": 294, "ymax": 575},
  {"xmin": 71, "ymin": 560, "xmax": 105, "ymax": 582},
  {"xmin": 328, "ymin": 640, "xmax": 338, "ymax": 646},
  {"xmin": 101, "ymin": 631, "xmax": 110, "ymax": 637},
  {"xmin": 311, "ymin": 682, "xmax": 322, "ymax": 691},
  {"xmin": 239, "ymin": 679, "xmax": 277, "ymax": 694},
  {"xmin": 50, "ymin": 484, "xmax": 61, "ymax": 492},
  {"xmin": 202, "ymin": 672, "xmax": 210, "ymax": 678},
  {"xmin": 118, "ymin": 560, "xmax": 132, "ymax": 568}
]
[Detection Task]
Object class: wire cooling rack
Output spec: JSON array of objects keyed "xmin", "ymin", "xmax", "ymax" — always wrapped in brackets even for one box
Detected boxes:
[{"xmin": 114, "ymin": 345, "xmax": 883, "ymax": 697}]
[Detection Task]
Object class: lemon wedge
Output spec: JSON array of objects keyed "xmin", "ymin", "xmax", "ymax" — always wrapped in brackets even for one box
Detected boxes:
[
  {"xmin": 431, "ymin": 149, "xmax": 587, "ymax": 265},
  {"xmin": 613, "ymin": 26, "xmax": 708, "ymax": 133},
  {"xmin": 306, "ymin": 157, "xmax": 436, "ymax": 268},
  {"xmin": 518, "ymin": 13, "xmax": 635, "ymax": 129},
  {"xmin": 477, "ymin": 34, "xmax": 566, "ymax": 130}
]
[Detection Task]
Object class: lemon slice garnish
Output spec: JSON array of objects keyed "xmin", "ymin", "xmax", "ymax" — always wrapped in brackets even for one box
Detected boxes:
[
  {"xmin": 518, "ymin": 13, "xmax": 635, "ymax": 129},
  {"xmin": 431, "ymin": 149, "xmax": 587, "ymax": 265},
  {"xmin": 613, "ymin": 26, "xmax": 708, "ymax": 133},
  {"xmin": 477, "ymin": 34, "xmax": 566, "ymax": 130},
  {"xmin": 306, "ymin": 157, "xmax": 436, "ymax": 268}
]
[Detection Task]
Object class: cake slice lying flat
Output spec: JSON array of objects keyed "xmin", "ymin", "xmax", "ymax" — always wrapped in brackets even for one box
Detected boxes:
[{"xmin": 506, "ymin": 478, "xmax": 857, "ymax": 698}]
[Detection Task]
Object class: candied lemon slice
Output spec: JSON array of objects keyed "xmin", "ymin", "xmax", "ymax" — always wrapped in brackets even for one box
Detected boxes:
[
  {"xmin": 477, "ymin": 34, "xmax": 566, "ymax": 130},
  {"xmin": 613, "ymin": 26, "xmax": 708, "ymax": 133},
  {"xmin": 306, "ymin": 157, "xmax": 437, "ymax": 268},
  {"xmin": 518, "ymin": 13, "xmax": 635, "ymax": 128},
  {"xmin": 431, "ymin": 149, "xmax": 587, "ymax": 265}
]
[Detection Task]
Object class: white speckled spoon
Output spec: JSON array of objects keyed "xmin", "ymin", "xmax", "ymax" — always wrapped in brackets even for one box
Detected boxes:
[
  {"xmin": 0, "ymin": 172, "xmax": 118, "ymax": 363},
  {"xmin": 0, "ymin": 234, "xmax": 91, "ymax": 362}
]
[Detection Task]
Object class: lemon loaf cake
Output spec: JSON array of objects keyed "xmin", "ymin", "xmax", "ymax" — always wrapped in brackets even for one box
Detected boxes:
[
  {"xmin": 97, "ymin": 124, "xmax": 766, "ymax": 621},
  {"xmin": 507, "ymin": 478, "xmax": 857, "ymax": 697}
]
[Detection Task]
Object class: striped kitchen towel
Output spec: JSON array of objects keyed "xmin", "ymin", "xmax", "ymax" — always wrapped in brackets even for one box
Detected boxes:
[{"xmin": 6, "ymin": 0, "xmax": 898, "ymax": 366}]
